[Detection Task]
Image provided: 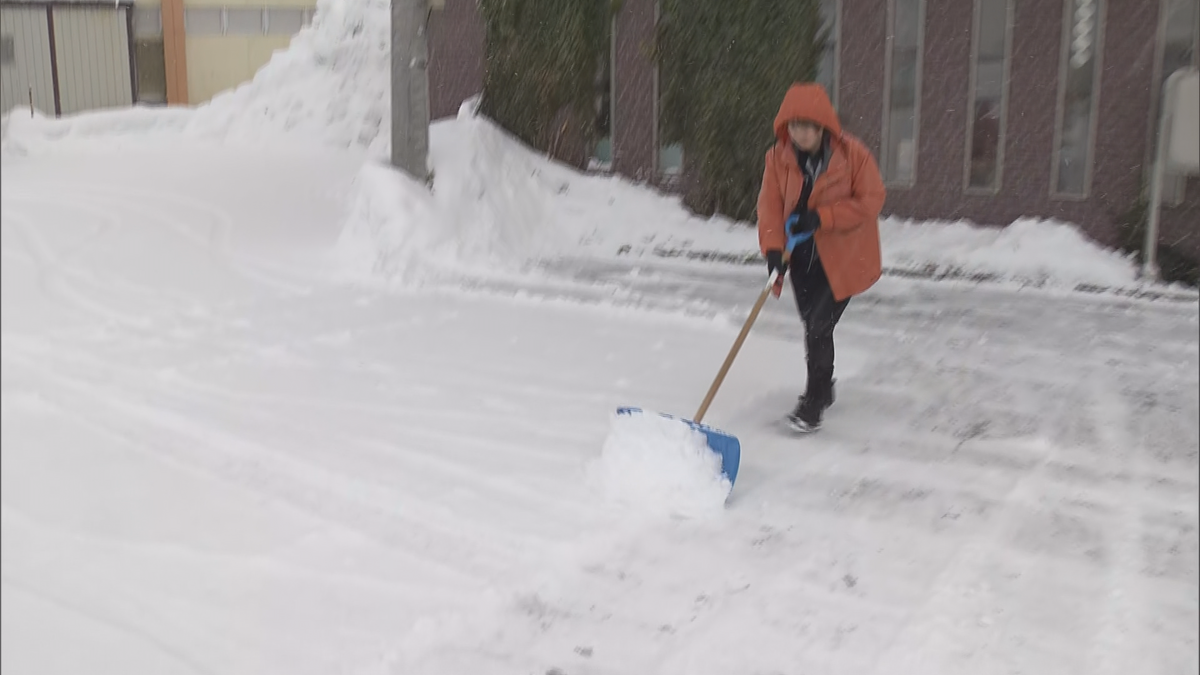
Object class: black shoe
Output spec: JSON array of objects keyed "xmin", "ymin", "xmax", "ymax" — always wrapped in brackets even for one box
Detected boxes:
[
  {"xmin": 789, "ymin": 378, "xmax": 835, "ymax": 433},
  {"xmin": 786, "ymin": 396, "xmax": 824, "ymax": 433}
]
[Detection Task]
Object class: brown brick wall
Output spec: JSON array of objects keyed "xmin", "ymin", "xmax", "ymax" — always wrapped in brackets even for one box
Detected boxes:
[
  {"xmin": 428, "ymin": 0, "xmax": 484, "ymax": 121},
  {"xmin": 849, "ymin": 0, "xmax": 1196, "ymax": 259},
  {"xmin": 837, "ymin": 0, "xmax": 887, "ymax": 154},
  {"xmin": 426, "ymin": 0, "xmax": 1198, "ymax": 261},
  {"xmin": 612, "ymin": 0, "xmax": 657, "ymax": 179}
]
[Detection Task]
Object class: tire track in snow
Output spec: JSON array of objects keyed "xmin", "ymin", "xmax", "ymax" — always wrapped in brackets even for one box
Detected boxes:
[
  {"xmin": 1085, "ymin": 373, "xmax": 1167, "ymax": 675},
  {"xmin": 2, "ymin": 339, "xmax": 597, "ymax": 551},
  {"xmin": 1, "ymin": 354, "xmax": 503, "ymax": 590},
  {"xmin": 7, "ymin": 182, "xmax": 312, "ymax": 295},
  {"xmin": 1, "ymin": 204, "xmax": 155, "ymax": 328},
  {"xmin": 0, "ymin": 573, "xmax": 218, "ymax": 675},
  {"xmin": 861, "ymin": 435, "xmax": 1060, "ymax": 675}
]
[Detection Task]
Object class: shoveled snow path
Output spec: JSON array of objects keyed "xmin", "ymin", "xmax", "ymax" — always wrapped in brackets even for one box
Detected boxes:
[{"xmin": 2, "ymin": 143, "xmax": 1196, "ymax": 675}]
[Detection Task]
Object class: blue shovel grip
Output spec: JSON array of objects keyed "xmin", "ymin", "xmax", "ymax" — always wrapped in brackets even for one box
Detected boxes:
[
  {"xmin": 787, "ymin": 229, "xmax": 813, "ymax": 253},
  {"xmin": 785, "ymin": 214, "xmax": 813, "ymax": 253}
]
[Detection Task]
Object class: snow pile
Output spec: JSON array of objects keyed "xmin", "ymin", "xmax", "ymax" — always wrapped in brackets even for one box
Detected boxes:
[
  {"xmin": 333, "ymin": 159, "xmax": 442, "ymax": 285},
  {"xmin": 0, "ymin": 0, "xmax": 1169, "ymax": 295},
  {"xmin": 334, "ymin": 102, "xmax": 567, "ymax": 284},
  {"xmin": 881, "ymin": 217, "xmax": 1142, "ymax": 289},
  {"xmin": 586, "ymin": 411, "xmax": 732, "ymax": 520},
  {"xmin": 0, "ymin": 112, "xmax": 16, "ymax": 157},
  {"xmin": 185, "ymin": 0, "xmax": 391, "ymax": 154},
  {"xmin": 0, "ymin": 107, "xmax": 196, "ymax": 150},
  {"xmin": 0, "ymin": 0, "xmax": 390, "ymax": 155},
  {"xmin": 425, "ymin": 107, "xmax": 561, "ymax": 267}
]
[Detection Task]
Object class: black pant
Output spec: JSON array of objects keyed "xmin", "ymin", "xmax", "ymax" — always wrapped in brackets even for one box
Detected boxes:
[{"xmin": 789, "ymin": 241, "xmax": 849, "ymax": 404}]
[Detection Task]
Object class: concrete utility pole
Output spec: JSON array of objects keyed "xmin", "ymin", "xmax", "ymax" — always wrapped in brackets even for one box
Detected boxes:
[{"xmin": 391, "ymin": 0, "xmax": 431, "ymax": 182}]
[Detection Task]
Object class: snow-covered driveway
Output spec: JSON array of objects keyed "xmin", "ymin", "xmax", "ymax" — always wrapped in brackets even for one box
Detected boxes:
[{"xmin": 2, "ymin": 141, "xmax": 1196, "ymax": 675}]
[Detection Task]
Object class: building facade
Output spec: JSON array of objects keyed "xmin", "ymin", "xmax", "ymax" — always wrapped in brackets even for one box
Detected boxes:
[
  {"xmin": 2, "ymin": 0, "xmax": 139, "ymax": 116},
  {"xmin": 429, "ymin": 0, "xmax": 1200, "ymax": 261},
  {"xmin": 1, "ymin": 0, "xmax": 314, "ymax": 115}
]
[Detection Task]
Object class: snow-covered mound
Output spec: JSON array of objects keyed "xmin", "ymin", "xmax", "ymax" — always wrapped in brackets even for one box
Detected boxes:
[
  {"xmin": 881, "ymin": 217, "xmax": 1142, "ymax": 290},
  {"xmin": 333, "ymin": 101, "xmax": 568, "ymax": 284},
  {"xmin": 0, "ymin": 0, "xmax": 1173, "ymax": 296},
  {"xmin": 0, "ymin": 0, "xmax": 391, "ymax": 155},
  {"xmin": 186, "ymin": 0, "xmax": 391, "ymax": 154}
]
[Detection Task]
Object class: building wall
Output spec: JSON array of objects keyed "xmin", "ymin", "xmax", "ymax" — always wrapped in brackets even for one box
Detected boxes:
[
  {"xmin": 125, "ymin": 0, "xmax": 312, "ymax": 106},
  {"xmin": 1, "ymin": 2, "xmax": 134, "ymax": 116},
  {"xmin": 428, "ymin": 0, "xmax": 483, "ymax": 120},
  {"xmin": 185, "ymin": 33, "xmax": 291, "ymax": 103},
  {"xmin": 611, "ymin": 0, "xmax": 655, "ymax": 180},
  {"xmin": 430, "ymin": 0, "xmax": 1200, "ymax": 262},
  {"xmin": 179, "ymin": 0, "xmax": 312, "ymax": 104},
  {"xmin": 855, "ymin": 0, "xmax": 1199, "ymax": 259},
  {"xmin": 837, "ymin": 0, "xmax": 886, "ymax": 155},
  {"xmin": 51, "ymin": 5, "xmax": 135, "ymax": 114},
  {"xmin": 0, "ymin": 5, "xmax": 56, "ymax": 115}
]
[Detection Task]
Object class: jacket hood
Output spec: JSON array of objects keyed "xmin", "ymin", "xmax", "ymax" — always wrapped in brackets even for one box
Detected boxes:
[{"xmin": 773, "ymin": 83, "xmax": 842, "ymax": 143}]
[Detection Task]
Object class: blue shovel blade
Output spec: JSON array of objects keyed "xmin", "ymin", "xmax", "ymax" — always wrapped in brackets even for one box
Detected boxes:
[{"xmin": 615, "ymin": 407, "xmax": 741, "ymax": 486}]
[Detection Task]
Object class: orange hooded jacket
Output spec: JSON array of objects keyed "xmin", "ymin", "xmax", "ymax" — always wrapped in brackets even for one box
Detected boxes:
[{"xmin": 757, "ymin": 83, "xmax": 886, "ymax": 302}]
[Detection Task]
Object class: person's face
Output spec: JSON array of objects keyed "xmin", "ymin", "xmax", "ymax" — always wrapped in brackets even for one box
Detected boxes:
[{"xmin": 788, "ymin": 119, "xmax": 823, "ymax": 152}]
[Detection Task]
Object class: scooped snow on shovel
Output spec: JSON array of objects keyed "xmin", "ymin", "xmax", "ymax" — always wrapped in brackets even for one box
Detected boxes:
[{"xmin": 615, "ymin": 258, "xmax": 796, "ymax": 491}]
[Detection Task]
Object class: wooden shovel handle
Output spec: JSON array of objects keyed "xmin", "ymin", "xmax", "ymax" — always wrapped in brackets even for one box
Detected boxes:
[{"xmin": 693, "ymin": 269, "xmax": 780, "ymax": 423}]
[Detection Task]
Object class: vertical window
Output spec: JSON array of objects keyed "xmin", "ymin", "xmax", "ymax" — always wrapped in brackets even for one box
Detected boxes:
[
  {"xmin": 965, "ymin": 0, "xmax": 1011, "ymax": 192},
  {"xmin": 132, "ymin": 7, "xmax": 166, "ymax": 104},
  {"xmin": 882, "ymin": 0, "xmax": 924, "ymax": 186},
  {"xmin": 1153, "ymin": 0, "xmax": 1199, "ymax": 204},
  {"xmin": 817, "ymin": 0, "xmax": 840, "ymax": 108},
  {"xmin": 224, "ymin": 8, "xmax": 264, "ymax": 35},
  {"xmin": 183, "ymin": 8, "xmax": 223, "ymax": 35},
  {"xmin": 1051, "ymin": 0, "xmax": 1105, "ymax": 198},
  {"xmin": 266, "ymin": 8, "xmax": 307, "ymax": 35}
]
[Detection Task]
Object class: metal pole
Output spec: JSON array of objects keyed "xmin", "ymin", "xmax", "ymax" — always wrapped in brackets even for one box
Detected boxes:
[
  {"xmin": 1142, "ymin": 69, "xmax": 1184, "ymax": 283},
  {"xmin": 391, "ymin": 0, "xmax": 431, "ymax": 183}
]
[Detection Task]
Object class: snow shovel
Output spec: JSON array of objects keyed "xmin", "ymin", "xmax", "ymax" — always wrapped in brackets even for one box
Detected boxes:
[{"xmin": 617, "ymin": 268, "xmax": 782, "ymax": 486}]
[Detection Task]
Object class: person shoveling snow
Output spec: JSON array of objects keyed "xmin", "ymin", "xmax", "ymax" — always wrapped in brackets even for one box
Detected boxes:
[
  {"xmin": 611, "ymin": 82, "xmax": 886, "ymax": 501},
  {"xmin": 759, "ymin": 82, "xmax": 886, "ymax": 433}
]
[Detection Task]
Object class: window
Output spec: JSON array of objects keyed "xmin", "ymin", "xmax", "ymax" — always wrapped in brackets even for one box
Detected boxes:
[
  {"xmin": 882, "ymin": 0, "xmax": 924, "ymax": 186},
  {"xmin": 183, "ymin": 6, "xmax": 309, "ymax": 36},
  {"xmin": 1, "ymin": 35, "xmax": 14, "ymax": 66},
  {"xmin": 132, "ymin": 8, "xmax": 166, "ymax": 104},
  {"xmin": 184, "ymin": 7, "xmax": 224, "ymax": 35},
  {"xmin": 1051, "ymin": 0, "xmax": 1105, "ymax": 198},
  {"xmin": 1152, "ymin": 0, "xmax": 1199, "ymax": 204},
  {"xmin": 225, "ymin": 8, "xmax": 264, "ymax": 36},
  {"xmin": 965, "ymin": 0, "xmax": 1011, "ymax": 192},
  {"xmin": 266, "ymin": 7, "xmax": 307, "ymax": 35},
  {"xmin": 817, "ymin": 0, "xmax": 840, "ymax": 107}
]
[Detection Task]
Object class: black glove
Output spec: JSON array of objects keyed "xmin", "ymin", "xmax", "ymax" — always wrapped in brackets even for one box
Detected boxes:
[
  {"xmin": 787, "ymin": 210, "xmax": 821, "ymax": 236},
  {"xmin": 765, "ymin": 249, "xmax": 786, "ymax": 277}
]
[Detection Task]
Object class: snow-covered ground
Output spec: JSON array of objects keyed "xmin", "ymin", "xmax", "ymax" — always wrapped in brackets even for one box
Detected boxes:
[
  {"xmin": 4, "ymin": 130, "xmax": 1198, "ymax": 675},
  {"xmin": 3, "ymin": 0, "xmax": 1198, "ymax": 671}
]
